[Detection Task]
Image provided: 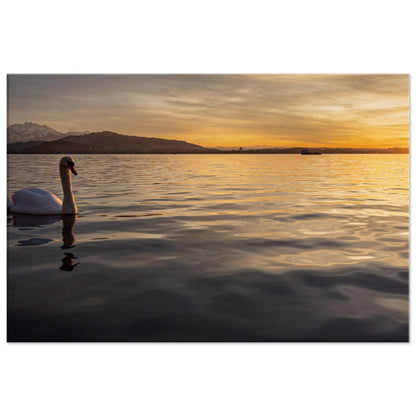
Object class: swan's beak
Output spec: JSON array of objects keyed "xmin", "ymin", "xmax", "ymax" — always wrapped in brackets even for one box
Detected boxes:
[{"xmin": 70, "ymin": 166, "xmax": 78, "ymax": 175}]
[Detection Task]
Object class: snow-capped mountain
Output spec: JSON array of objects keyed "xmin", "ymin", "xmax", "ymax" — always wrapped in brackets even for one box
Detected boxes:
[{"xmin": 7, "ymin": 122, "xmax": 89, "ymax": 143}]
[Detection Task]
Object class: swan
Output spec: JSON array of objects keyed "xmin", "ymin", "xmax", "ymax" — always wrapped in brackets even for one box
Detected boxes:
[{"xmin": 8, "ymin": 156, "xmax": 78, "ymax": 215}]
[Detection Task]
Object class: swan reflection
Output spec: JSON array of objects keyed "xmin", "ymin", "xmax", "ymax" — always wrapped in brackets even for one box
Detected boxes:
[
  {"xmin": 9, "ymin": 213, "xmax": 62, "ymax": 227},
  {"xmin": 60, "ymin": 252, "xmax": 80, "ymax": 271},
  {"xmin": 60, "ymin": 215, "xmax": 78, "ymax": 271},
  {"xmin": 9, "ymin": 213, "xmax": 80, "ymax": 271},
  {"xmin": 61, "ymin": 215, "xmax": 77, "ymax": 249}
]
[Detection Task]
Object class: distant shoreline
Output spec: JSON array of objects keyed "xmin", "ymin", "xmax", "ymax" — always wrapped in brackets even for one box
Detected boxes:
[
  {"xmin": 7, "ymin": 149, "xmax": 408, "ymax": 155},
  {"xmin": 7, "ymin": 126, "xmax": 408, "ymax": 155}
]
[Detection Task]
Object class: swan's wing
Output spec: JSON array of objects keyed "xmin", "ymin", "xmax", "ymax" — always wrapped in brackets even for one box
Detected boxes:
[
  {"xmin": 21, "ymin": 187, "xmax": 60, "ymax": 198},
  {"xmin": 11, "ymin": 187, "xmax": 63, "ymax": 215}
]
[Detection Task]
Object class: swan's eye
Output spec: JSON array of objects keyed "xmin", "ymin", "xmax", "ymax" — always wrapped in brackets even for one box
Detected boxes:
[{"xmin": 67, "ymin": 160, "xmax": 78, "ymax": 175}]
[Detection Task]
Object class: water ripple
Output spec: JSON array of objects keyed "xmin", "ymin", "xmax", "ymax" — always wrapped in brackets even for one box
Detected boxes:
[{"xmin": 7, "ymin": 154, "xmax": 409, "ymax": 341}]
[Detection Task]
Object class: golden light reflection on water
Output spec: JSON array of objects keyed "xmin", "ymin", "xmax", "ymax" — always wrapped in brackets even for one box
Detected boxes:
[
  {"xmin": 376, "ymin": 297, "xmax": 408, "ymax": 314},
  {"xmin": 7, "ymin": 153, "xmax": 409, "ymax": 341}
]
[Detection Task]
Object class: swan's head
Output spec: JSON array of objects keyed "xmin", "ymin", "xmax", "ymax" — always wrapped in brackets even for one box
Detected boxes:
[{"xmin": 60, "ymin": 156, "xmax": 77, "ymax": 175}]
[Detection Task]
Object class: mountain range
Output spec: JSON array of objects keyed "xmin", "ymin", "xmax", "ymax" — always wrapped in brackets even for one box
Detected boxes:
[
  {"xmin": 7, "ymin": 123, "xmax": 210, "ymax": 154},
  {"xmin": 7, "ymin": 122, "xmax": 89, "ymax": 143},
  {"xmin": 7, "ymin": 122, "xmax": 409, "ymax": 154}
]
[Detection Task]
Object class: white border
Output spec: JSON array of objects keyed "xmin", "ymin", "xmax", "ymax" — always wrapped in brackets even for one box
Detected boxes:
[{"xmin": 1, "ymin": 1, "xmax": 414, "ymax": 416}]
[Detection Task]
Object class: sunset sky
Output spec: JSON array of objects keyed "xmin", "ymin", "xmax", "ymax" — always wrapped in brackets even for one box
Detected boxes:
[{"xmin": 7, "ymin": 74, "xmax": 409, "ymax": 148}]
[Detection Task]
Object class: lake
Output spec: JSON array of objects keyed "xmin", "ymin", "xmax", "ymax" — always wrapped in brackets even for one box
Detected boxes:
[{"xmin": 7, "ymin": 154, "xmax": 409, "ymax": 341}]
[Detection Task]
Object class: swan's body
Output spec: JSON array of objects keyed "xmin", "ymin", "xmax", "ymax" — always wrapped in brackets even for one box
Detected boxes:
[
  {"xmin": 8, "ymin": 156, "xmax": 78, "ymax": 215},
  {"xmin": 8, "ymin": 187, "xmax": 63, "ymax": 214}
]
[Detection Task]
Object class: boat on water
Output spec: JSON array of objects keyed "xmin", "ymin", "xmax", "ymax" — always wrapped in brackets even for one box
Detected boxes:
[{"xmin": 301, "ymin": 149, "xmax": 322, "ymax": 155}]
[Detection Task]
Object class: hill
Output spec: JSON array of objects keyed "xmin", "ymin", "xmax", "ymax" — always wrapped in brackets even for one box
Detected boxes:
[
  {"xmin": 7, "ymin": 140, "xmax": 47, "ymax": 153},
  {"xmin": 10, "ymin": 131, "xmax": 212, "ymax": 154}
]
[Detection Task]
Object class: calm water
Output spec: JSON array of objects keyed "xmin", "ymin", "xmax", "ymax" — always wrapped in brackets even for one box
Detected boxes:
[{"xmin": 7, "ymin": 154, "xmax": 409, "ymax": 341}]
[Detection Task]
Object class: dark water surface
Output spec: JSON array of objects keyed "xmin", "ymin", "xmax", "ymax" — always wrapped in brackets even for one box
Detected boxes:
[{"xmin": 7, "ymin": 154, "xmax": 409, "ymax": 341}]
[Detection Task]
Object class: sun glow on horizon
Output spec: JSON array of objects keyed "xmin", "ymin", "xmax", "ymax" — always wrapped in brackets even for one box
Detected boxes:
[{"xmin": 8, "ymin": 74, "xmax": 409, "ymax": 149}]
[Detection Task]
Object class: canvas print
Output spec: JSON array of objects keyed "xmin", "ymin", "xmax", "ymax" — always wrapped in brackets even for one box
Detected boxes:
[{"xmin": 7, "ymin": 74, "xmax": 409, "ymax": 341}]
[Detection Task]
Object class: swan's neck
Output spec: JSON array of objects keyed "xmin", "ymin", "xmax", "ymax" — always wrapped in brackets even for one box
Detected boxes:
[{"xmin": 60, "ymin": 167, "xmax": 77, "ymax": 214}]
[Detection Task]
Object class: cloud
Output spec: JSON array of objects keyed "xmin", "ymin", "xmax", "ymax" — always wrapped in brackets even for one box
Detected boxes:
[{"xmin": 7, "ymin": 74, "xmax": 408, "ymax": 147}]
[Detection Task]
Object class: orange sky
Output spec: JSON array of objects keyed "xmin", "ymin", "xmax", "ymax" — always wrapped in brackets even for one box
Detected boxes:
[{"xmin": 8, "ymin": 74, "xmax": 409, "ymax": 148}]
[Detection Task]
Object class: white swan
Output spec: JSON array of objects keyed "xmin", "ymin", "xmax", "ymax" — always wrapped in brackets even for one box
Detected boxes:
[{"xmin": 8, "ymin": 156, "xmax": 78, "ymax": 215}]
